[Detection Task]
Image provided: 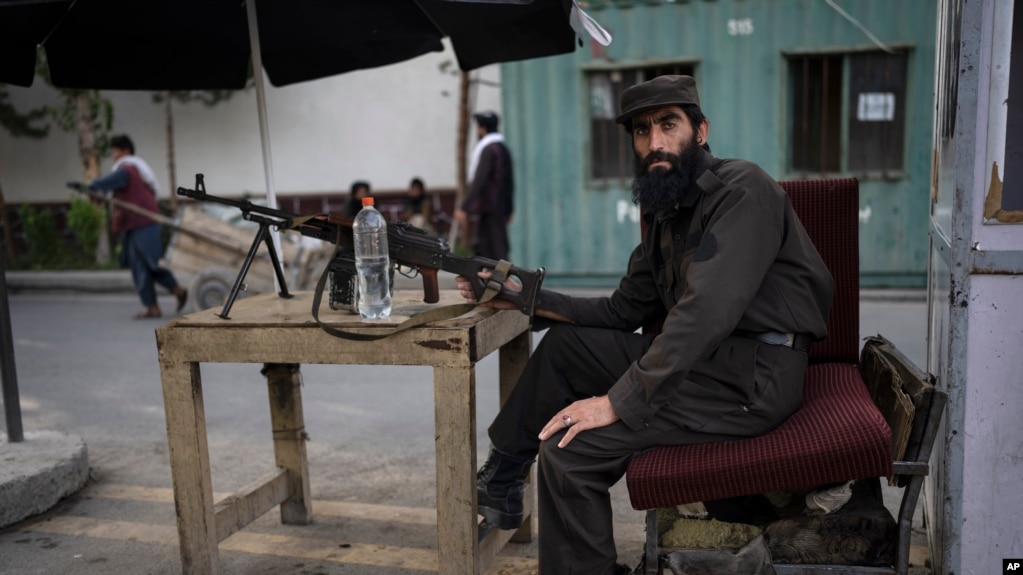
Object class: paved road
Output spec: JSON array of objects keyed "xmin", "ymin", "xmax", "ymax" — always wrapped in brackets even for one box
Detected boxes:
[{"xmin": 0, "ymin": 287, "xmax": 930, "ymax": 574}]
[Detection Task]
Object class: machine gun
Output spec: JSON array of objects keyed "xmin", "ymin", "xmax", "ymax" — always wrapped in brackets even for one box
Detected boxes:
[{"xmin": 176, "ymin": 174, "xmax": 546, "ymax": 320}]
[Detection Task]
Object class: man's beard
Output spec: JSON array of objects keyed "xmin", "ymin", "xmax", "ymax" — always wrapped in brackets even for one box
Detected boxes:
[{"xmin": 631, "ymin": 134, "xmax": 702, "ymax": 213}]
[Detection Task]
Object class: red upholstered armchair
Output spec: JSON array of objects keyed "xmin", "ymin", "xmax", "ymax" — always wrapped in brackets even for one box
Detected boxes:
[{"xmin": 626, "ymin": 178, "xmax": 945, "ymax": 575}]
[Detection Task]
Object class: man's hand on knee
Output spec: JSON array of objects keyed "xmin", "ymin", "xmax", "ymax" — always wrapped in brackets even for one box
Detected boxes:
[{"xmin": 539, "ymin": 396, "xmax": 619, "ymax": 448}]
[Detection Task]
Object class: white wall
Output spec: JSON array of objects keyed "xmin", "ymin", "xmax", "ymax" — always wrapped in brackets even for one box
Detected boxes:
[
  {"xmin": 0, "ymin": 39, "xmax": 501, "ymax": 204},
  {"xmin": 962, "ymin": 276, "xmax": 1023, "ymax": 567}
]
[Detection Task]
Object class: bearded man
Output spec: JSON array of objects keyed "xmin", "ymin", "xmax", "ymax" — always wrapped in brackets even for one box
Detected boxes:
[{"xmin": 457, "ymin": 75, "xmax": 834, "ymax": 574}]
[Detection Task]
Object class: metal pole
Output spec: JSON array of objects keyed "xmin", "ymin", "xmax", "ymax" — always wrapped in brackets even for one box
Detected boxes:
[
  {"xmin": 0, "ymin": 236, "xmax": 24, "ymax": 442},
  {"xmin": 245, "ymin": 0, "xmax": 286, "ymax": 291}
]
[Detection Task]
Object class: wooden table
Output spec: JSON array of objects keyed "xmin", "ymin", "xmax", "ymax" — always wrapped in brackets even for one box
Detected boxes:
[{"xmin": 156, "ymin": 290, "xmax": 533, "ymax": 575}]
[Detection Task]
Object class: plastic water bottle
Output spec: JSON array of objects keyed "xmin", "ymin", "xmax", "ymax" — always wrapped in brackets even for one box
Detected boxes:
[{"xmin": 353, "ymin": 196, "xmax": 392, "ymax": 319}]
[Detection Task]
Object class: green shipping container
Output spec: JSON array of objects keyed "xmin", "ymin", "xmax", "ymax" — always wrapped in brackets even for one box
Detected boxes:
[{"xmin": 500, "ymin": 0, "xmax": 936, "ymax": 288}]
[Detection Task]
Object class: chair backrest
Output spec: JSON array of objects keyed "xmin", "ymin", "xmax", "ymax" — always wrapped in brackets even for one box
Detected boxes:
[
  {"xmin": 640, "ymin": 177, "xmax": 861, "ymax": 365},
  {"xmin": 778, "ymin": 178, "xmax": 860, "ymax": 365}
]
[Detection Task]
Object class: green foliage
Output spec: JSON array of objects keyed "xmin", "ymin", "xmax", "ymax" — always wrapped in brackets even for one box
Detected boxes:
[
  {"xmin": 47, "ymin": 90, "xmax": 113, "ymax": 156},
  {"xmin": 15, "ymin": 203, "xmax": 105, "ymax": 270},
  {"xmin": 18, "ymin": 204, "xmax": 64, "ymax": 268},
  {"xmin": 66, "ymin": 196, "xmax": 106, "ymax": 258}
]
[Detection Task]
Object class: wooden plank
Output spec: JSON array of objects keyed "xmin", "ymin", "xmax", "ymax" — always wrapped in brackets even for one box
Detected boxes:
[
  {"xmin": 862, "ymin": 336, "xmax": 936, "ymax": 464},
  {"xmin": 157, "ymin": 323, "xmax": 473, "ymax": 366},
  {"xmin": 861, "ymin": 336, "xmax": 932, "ymax": 398},
  {"xmin": 167, "ymin": 205, "xmax": 254, "ymax": 254},
  {"xmin": 264, "ymin": 364, "xmax": 312, "ymax": 525},
  {"xmin": 174, "ymin": 205, "xmax": 301, "ymax": 263},
  {"xmin": 163, "ymin": 204, "xmax": 307, "ymax": 290},
  {"xmin": 168, "ymin": 230, "xmax": 252, "ymax": 272},
  {"xmin": 213, "ymin": 468, "xmax": 289, "ymax": 542},
  {"xmin": 433, "ymin": 365, "xmax": 479, "ymax": 575},
  {"xmin": 157, "ymin": 292, "xmax": 529, "ymax": 368},
  {"xmin": 860, "ymin": 335, "xmax": 937, "ymax": 488},
  {"xmin": 860, "ymin": 341, "xmax": 915, "ymax": 462},
  {"xmin": 469, "ymin": 306, "xmax": 537, "ymax": 362},
  {"xmin": 158, "ymin": 359, "xmax": 219, "ymax": 575},
  {"xmin": 497, "ymin": 329, "xmax": 531, "ymax": 406}
]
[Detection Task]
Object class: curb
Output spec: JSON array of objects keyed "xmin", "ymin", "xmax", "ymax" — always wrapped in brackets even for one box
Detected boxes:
[
  {"xmin": 5, "ymin": 271, "xmax": 134, "ymax": 294},
  {"xmin": 0, "ymin": 431, "xmax": 90, "ymax": 528}
]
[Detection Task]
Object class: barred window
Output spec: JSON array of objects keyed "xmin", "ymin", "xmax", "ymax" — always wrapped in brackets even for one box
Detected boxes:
[{"xmin": 789, "ymin": 50, "xmax": 908, "ymax": 174}]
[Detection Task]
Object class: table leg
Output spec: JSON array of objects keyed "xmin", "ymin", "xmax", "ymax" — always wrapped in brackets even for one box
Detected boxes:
[
  {"xmin": 263, "ymin": 363, "xmax": 312, "ymax": 525},
  {"xmin": 497, "ymin": 329, "xmax": 532, "ymax": 406},
  {"xmin": 434, "ymin": 365, "xmax": 479, "ymax": 575},
  {"xmin": 499, "ymin": 330, "xmax": 534, "ymax": 543},
  {"xmin": 160, "ymin": 360, "xmax": 218, "ymax": 575}
]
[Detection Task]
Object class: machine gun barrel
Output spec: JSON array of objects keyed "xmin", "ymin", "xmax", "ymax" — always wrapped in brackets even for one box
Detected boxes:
[{"xmin": 176, "ymin": 174, "xmax": 545, "ymax": 317}]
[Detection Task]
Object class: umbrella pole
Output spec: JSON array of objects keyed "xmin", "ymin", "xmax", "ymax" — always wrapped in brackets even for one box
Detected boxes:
[
  {"xmin": 246, "ymin": 0, "xmax": 286, "ymax": 291},
  {"xmin": 0, "ymin": 236, "xmax": 24, "ymax": 443}
]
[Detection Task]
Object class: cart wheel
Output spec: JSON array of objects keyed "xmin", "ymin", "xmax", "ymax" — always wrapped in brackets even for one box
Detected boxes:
[{"xmin": 188, "ymin": 268, "xmax": 239, "ymax": 312}]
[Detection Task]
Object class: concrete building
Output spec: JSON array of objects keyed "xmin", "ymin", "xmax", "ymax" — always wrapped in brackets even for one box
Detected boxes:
[{"xmin": 0, "ymin": 40, "xmax": 500, "ymax": 210}]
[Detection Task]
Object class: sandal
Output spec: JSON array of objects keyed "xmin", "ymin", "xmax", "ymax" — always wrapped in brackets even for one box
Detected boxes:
[{"xmin": 134, "ymin": 310, "xmax": 163, "ymax": 319}]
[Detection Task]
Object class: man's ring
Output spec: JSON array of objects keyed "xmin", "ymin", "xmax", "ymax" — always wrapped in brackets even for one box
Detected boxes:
[{"xmin": 562, "ymin": 415, "xmax": 572, "ymax": 425}]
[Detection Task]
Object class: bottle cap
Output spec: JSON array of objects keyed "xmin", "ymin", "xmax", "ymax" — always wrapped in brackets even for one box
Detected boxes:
[{"xmin": 361, "ymin": 196, "xmax": 374, "ymax": 207}]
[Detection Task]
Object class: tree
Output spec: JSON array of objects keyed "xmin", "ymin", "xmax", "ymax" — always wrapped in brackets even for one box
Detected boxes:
[
  {"xmin": 32, "ymin": 50, "xmax": 114, "ymax": 263},
  {"xmin": 452, "ymin": 70, "xmax": 471, "ymax": 251},
  {"xmin": 151, "ymin": 89, "xmax": 245, "ymax": 211},
  {"xmin": 0, "ymin": 86, "xmax": 51, "ymax": 258},
  {"xmin": 1, "ymin": 58, "xmax": 113, "ymax": 263},
  {"xmin": 439, "ymin": 59, "xmax": 486, "ymax": 253}
]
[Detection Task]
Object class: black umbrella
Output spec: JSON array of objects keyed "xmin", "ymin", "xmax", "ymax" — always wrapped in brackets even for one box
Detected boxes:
[
  {"xmin": 0, "ymin": 0, "xmax": 612, "ymax": 440},
  {"xmin": 0, "ymin": 0, "xmax": 610, "ymax": 206},
  {"xmin": 1, "ymin": 0, "xmax": 594, "ymax": 89},
  {"xmin": 0, "ymin": 0, "xmax": 613, "ymax": 230}
]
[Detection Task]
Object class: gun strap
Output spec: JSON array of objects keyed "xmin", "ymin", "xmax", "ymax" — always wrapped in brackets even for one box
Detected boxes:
[
  {"xmin": 309, "ymin": 249, "xmax": 511, "ymax": 341},
  {"xmin": 283, "ymin": 214, "xmax": 322, "ymax": 231},
  {"xmin": 282, "ymin": 214, "xmax": 347, "ymax": 248}
]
